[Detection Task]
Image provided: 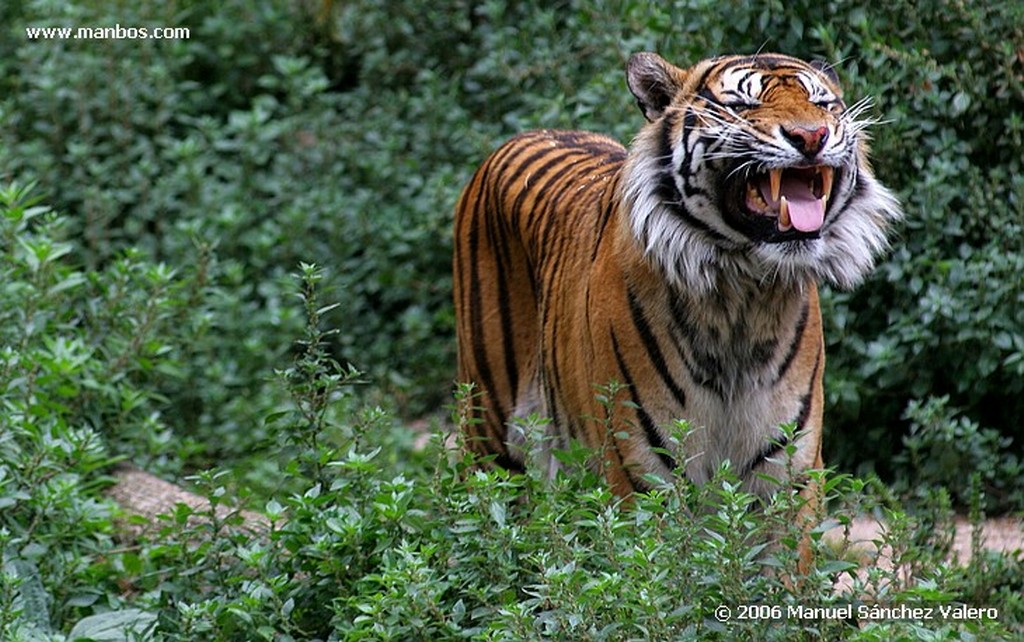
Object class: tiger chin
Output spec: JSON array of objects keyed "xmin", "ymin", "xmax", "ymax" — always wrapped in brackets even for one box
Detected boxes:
[{"xmin": 453, "ymin": 53, "xmax": 902, "ymax": 571}]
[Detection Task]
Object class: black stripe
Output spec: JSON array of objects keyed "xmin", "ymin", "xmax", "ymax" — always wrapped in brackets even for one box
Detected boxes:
[
  {"xmin": 513, "ymin": 153, "xmax": 602, "ymax": 370},
  {"xmin": 590, "ymin": 178, "xmax": 619, "ymax": 262},
  {"xmin": 508, "ymin": 149, "xmax": 587, "ymax": 228},
  {"xmin": 603, "ymin": 337, "xmax": 664, "ymax": 493},
  {"xmin": 666, "ymin": 293, "xmax": 726, "ymax": 397},
  {"xmin": 625, "ymin": 467, "xmax": 654, "ymax": 493},
  {"xmin": 678, "ymin": 112, "xmax": 709, "ymax": 199},
  {"xmin": 626, "ymin": 288, "xmax": 687, "ymax": 410},
  {"xmin": 734, "ymin": 53, "xmax": 807, "ymax": 71},
  {"xmin": 697, "ymin": 87, "xmax": 725, "ymax": 107},
  {"xmin": 736, "ymin": 433, "xmax": 792, "ymax": 482},
  {"xmin": 794, "ymin": 345, "xmax": 824, "ymax": 432},
  {"xmin": 465, "ymin": 173, "xmax": 504, "ymax": 432},
  {"xmin": 540, "ymin": 169, "xmax": 612, "ymax": 260},
  {"xmin": 695, "ymin": 55, "xmax": 808, "ymax": 99},
  {"xmin": 543, "ymin": 376, "xmax": 566, "ymax": 443},
  {"xmin": 500, "ymin": 136, "xmax": 579, "ymax": 195},
  {"xmin": 504, "ymin": 133, "xmax": 624, "ymax": 219},
  {"xmin": 610, "ymin": 332, "xmax": 679, "ymax": 472},
  {"xmin": 676, "ymin": 112, "xmax": 733, "ymax": 244},
  {"xmin": 533, "ymin": 159, "xmax": 609, "ymax": 252},
  {"xmin": 672, "ymin": 200, "xmax": 724, "ymax": 242},
  {"xmin": 462, "ymin": 150, "xmax": 523, "ymax": 465},
  {"xmin": 488, "ymin": 203, "xmax": 519, "ymax": 405},
  {"xmin": 737, "ymin": 310, "xmax": 820, "ymax": 482},
  {"xmin": 655, "ymin": 112, "xmax": 682, "ymax": 204},
  {"xmin": 634, "ymin": 108, "xmax": 733, "ymax": 246},
  {"xmin": 773, "ymin": 299, "xmax": 810, "ymax": 384},
  {"xmin": 488, "ymin": 135, "xmax": 533, "ymax": 209},
  {"xmin": 739, "ymin": 69, "xmax": 758, "ymax": 97},
  {"xmin": 535, "ymin": 156, "xmax": 602, "ymax": 248},
  {"xmin": 739, "ymin": 342, "xmax": 823, "ymax": 479},
  {"xmin": 494, "ymin": 452, "xmax": 526, "ymax": 474},
  {"xmin": 540, "ymin": 284, "xmax": 569, "ymax": 446},
  {"xmin": 694, "ymin": 60, "xmax": 722, "ymax": 94},
  {"xmin": 483, "ymin": 158, "xmax": 522, "ymax": 406}
]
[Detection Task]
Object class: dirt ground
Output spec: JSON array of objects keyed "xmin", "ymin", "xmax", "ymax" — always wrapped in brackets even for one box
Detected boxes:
[
  {"xmin": 825, "ymin": 514, "xmax": 1022, "ymax": 595},
  {"xmin": 828, "ymin": 514, "xmax": 1023, "ymax": 565}
]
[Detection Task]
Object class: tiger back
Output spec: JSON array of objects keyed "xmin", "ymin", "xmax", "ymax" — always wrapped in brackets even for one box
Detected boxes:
[{"xmin": 452, "ymin": 53, "xmax": 901, "ymax": 501}]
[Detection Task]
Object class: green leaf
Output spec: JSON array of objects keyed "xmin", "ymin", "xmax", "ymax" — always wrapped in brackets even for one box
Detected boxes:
[
  {"xmin": 816, "ymin": 559, "xmax": 860, "ymax": 575},
  {"xmin": 6, "ymin": 558, "xmax": 51, "ymax": 633},
  {"xmin": 68, "ymin": 609, "xmax": 158, "ymax": 641}
]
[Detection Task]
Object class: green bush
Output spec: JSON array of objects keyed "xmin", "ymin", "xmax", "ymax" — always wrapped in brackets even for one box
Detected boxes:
[
  {"xmin": 0, "ymin": 181, "xmax": 188, "ymax": 639},
  {"xmin": 3, "ymin": 0, "xmax": 1021, "ymax": 492},
  {"xmin": 97, "ymin": 343, "xmax": 1024, "ymax": 640},
  {"xmin": 816, "ymin": 2, "xmax": 1024, "ymax": 474},
  {"xmin": 1, "ymin": 184, "xmax": 1021, "ymax": 640},
  {"xmin": 2, "ymin": 0, "xmax": 1023, "ymax": 637},
  {"xmin": 895, "ymin": 396, "xmax": 1024, "ymax": 513}
]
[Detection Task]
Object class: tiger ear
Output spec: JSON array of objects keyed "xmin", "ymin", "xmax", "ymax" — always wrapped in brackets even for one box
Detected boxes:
[
  {"xmin": 627, "ymin": 53, "xmax": 689, "ymax": 122},
  {"xmin": 809, "ymin": 59, "xmax": 839, "ymax": 85}
]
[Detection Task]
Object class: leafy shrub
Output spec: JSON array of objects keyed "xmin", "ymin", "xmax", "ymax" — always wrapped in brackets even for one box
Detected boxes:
[
  {"xmin": 3, "ymin": 0, "xmax": 468, "ymax": 442},
  {"xmin": 0, "ymin": 184, "xmax": 1021, "ymax": 640},
  {"xmin": 816, "ymin": 2, "xmax": 1024, "ymax": 474},
  {"xmin": 1, "ymin": 0, "xmax": 1023, "ymax": 637},
  {"xmin": 4, "ymin": 0, "xmax": 1022, "ymax": 495},
  {"xmin": 895, "ymin": 396, "xmax": 1024, "ymax": 513},
  {"xmin": 116, "ymin": 286, "xmax": 1024, "ymax": 640},
  {"xmin": 121, "ymin": 354, "xmax": 1024, "ymax": 641},
  {"xmin": 0, "ymin": 181, "xmax": 190, "ymax": 639}
]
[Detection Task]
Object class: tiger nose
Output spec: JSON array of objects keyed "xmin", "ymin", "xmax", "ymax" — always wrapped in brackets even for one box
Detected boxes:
[{"xmin": 781, "ymin": 125, "xmax": 829, "ymax": 157}]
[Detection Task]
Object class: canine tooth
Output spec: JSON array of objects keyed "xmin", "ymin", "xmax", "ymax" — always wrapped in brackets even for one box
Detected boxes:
[
  {"xmin": 770, "ymin": 168, "xmax": 782, "ymax": 203},
  {"xmin": 820, "ymin": 166, "xmax": 834, "ymax": 199},
  {"xmin": 779, "ymin": 195, "xmax": 791, "ymax": 230}
]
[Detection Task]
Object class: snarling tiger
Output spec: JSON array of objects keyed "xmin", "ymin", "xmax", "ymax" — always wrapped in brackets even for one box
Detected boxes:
[{"xmin": 453, "ymin": 53, "xmax": 901, "ymax": 508}]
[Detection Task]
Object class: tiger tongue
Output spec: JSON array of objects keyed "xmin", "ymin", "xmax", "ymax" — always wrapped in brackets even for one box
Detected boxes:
[{"xmin": 760, "ymin": 174, "xmax": 826, "ymax": 233}]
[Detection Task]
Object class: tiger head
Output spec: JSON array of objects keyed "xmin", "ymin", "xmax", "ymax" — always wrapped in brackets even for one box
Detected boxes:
[{"xmin": 621, "ymin": 52, "xmax": 902, "ymax": 292}]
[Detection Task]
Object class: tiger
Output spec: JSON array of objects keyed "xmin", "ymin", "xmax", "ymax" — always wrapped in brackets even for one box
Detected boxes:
[{"xmin": 452, "ymin": 52, "xmax": 901, "ymax": 534}]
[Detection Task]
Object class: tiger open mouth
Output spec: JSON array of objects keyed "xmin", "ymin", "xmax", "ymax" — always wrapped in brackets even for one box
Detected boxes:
[{"xmin": 744, "ymin": 166, "xmax": 834, "ymax": 234}]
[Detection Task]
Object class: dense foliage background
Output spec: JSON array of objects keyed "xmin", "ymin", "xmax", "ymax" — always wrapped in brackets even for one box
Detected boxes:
[{"xmin": 1, "ymin": 0, "xmax": 1022, "ymax": 639}]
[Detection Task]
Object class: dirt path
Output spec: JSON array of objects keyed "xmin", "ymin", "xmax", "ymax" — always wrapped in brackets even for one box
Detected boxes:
[
  {"xmin": 829, "ymin": 514, "xmax": 1023, "ymax": 565},
  {"xmin": 824, "ymin": 514, "xmax": 1022, "ymax": 595}
]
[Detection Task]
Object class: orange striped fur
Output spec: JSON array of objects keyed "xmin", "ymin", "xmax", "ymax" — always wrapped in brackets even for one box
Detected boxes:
[{"xmin": 453, "ymin": 53, "xmax": 901, "ymax": 506}]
